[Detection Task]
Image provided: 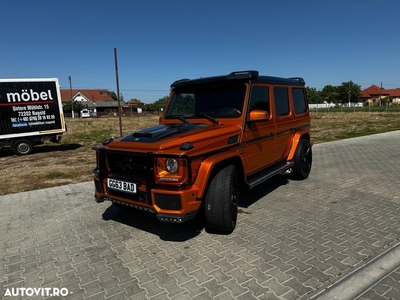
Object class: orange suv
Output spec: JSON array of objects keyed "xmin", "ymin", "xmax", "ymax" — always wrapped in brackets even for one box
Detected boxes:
[{"xmin": 93, "ymin": 71, "xmax": 312, "ymax": 233}]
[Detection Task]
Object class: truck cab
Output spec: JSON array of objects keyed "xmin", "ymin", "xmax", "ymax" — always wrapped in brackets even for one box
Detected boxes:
[{"xmin": 0, "ymin": 78, "xmax": 66, "ymax": 155}]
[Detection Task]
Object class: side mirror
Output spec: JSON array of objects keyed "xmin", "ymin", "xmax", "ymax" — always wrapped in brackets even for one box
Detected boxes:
[{"xmin": 249, "ymin": 109, "xmax": 269, "ymax": 121}]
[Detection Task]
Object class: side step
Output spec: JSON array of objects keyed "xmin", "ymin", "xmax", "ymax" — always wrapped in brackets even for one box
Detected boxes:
[{"xmin": 246, "ymin": 161, "xmax": 294, "ymax": 189}]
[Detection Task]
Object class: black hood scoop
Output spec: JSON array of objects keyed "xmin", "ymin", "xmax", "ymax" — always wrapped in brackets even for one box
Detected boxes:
[{"xmin": 121, "ymin": 123, "xmax": 207, "ymax": 143}]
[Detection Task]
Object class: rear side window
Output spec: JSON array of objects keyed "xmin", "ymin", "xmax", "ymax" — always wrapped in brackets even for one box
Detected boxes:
[
  {"xmin": 292, "ymin": 88, "xmax": 307, "ymax": 114},
  {"xmin": 274, "ymin": 87, "xmax": 289, "ymax": 116}
]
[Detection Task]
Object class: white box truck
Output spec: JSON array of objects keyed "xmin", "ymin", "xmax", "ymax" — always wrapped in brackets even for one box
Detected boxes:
[{"xmin": 0, "ymin": 78, "xmax": 66, "ymax": 155}]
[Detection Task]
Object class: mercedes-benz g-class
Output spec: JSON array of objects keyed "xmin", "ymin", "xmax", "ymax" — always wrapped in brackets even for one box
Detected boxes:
[{"xmin": 93, "ymin": 70, "xmax": 312, "ymax": 233}]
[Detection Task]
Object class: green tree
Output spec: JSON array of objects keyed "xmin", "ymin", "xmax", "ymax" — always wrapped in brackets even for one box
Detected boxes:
[
  {"xmin": 320, "ymin": 85, "xmax": 340, "ymax": 104},
  {"xmin": 146, "ymin": 95, "xmax": 169, "ymax": 111},
  {"xmin": 107, "ymin": 91, "xmax": 117, "ymax": 101},
  {"xmin": 306, "ymin": 87, "xmax": 322, "ymax": 104},
  {"xmin": 63, "ymin": 100, "xmax": 85, "ymax": 113},
  {"xmin": 336, "ymin": 81, "xmax": 362, "ymax": 105}
]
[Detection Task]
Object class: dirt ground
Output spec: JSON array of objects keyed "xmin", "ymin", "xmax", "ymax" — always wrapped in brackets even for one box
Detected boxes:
[{"xmin": 1, "ymin": 143, "xmax": 95, "ymax": 195}]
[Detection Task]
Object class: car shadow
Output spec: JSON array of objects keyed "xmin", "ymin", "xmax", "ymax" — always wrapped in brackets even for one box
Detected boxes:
[
  {"xmin": 239, "ymin": 175, "xmax": 289, "ymax": 208},
  {"xmin": 35, "ymin": 143, "xmax": 83, "ymax": 153},
  {"xmin": 101, "ymin": 175, "xmax": 289, "ymax": 241},
  {"xmin": 102, "ymin": 203, "xmax": 205, "ymax": 242},
  {"xmin": 0, "ymin": 143, "xmax": 82, "ymax": 157}
]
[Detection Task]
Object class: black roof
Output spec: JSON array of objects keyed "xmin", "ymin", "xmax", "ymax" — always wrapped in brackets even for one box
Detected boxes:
[{"xmin": 171, "ymin": 70, "xmax": 305, "ymax": 88}]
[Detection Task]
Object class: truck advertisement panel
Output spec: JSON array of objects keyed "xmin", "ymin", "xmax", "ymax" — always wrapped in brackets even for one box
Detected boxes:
[{"xmin": 0, "ymin": 80, "xmax": 64, "ymax": 135}]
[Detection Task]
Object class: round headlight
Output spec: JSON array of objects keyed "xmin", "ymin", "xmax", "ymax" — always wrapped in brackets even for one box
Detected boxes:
[{"xmin": 166, "ymin": 158, "xmax": 178, "ymax": 173}]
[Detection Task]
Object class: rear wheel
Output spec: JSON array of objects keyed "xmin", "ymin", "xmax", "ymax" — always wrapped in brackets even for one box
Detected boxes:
[
  {"xmin": 205, "ymin": 165, "xmax": 239, "ymax": 233},
  {"xmin": 291, "ymin": 139, "xmax": 312, "ymax": 180},
  {"xmin": 13, "ymin": 139, "xmax": 34, "ymax": 156}
]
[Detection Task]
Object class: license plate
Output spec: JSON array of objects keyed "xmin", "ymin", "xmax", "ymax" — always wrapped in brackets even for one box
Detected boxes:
[{"xmin": 107, "ymin": 178, "xmax": 137, "ymax": 194}]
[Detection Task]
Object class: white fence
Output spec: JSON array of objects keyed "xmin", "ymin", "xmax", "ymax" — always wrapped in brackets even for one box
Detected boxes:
[
  {"xmin": 309, "ymin": 103, "xmax": 336, "ymax": 109},
  {"xmin": 309, "ymin": 102, "xmax": 364, "ymax": 110}
]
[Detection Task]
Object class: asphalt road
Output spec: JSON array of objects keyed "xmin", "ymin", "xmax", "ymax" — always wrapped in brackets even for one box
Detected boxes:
[{"xmin": 1, "ymin": 130, "xmax": 399, "ymax": 299}]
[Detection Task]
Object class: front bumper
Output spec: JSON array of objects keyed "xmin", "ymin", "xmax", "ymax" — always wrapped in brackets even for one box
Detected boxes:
[{"xmin": 93, "ymin": 175, "xmax": 201, "ymax": 223}]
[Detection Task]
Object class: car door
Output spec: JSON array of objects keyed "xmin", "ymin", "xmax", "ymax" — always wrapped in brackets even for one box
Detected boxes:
[
  {"xmin": 243, "ymin": 85, "xmax": 276, "ymax": 174},
  {"xmin": 273, "ymin": 86, "xmax": 294, "ymax": 161}
]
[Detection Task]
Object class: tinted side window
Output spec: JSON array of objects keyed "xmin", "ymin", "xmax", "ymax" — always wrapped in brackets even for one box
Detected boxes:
[
  {"xmin": 292, "ymin": 88, "xmax": 307, "ymax": 114},
  {"xmin": 249, "ymin": 86, "xmax": 269, "ymax": 114},
  {"xmin": 274, "ymin": 87, "xmax": 289, "ymax": 116}
]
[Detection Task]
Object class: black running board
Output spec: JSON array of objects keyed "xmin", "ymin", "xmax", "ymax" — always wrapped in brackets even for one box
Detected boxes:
[{"xmin": 246, "ymin": 161, "xmax": 294, "ymax": 189}]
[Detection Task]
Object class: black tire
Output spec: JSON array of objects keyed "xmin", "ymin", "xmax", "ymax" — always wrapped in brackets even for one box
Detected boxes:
[
  {"xmin": 291, "ymin": 139, "xmax": 312, "ymax": 180},
  {"xmin": 205, "ymin": 165, "xmax": 239, "ymax": 233},
  {"xmin": 13, "ymin": 139, "xmax": 34, "ymax": 156}
]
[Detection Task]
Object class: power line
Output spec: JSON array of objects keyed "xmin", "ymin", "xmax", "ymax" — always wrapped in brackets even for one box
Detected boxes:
[{"xmin": 61, "ymin": 86, "xmax": 169, "ymax": 92}]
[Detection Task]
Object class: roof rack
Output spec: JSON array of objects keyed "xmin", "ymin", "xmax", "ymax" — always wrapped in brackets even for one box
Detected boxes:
[
  {"xmin": 171, "ymin": 78, "xmax": 190, "ymax": 85},
  {"xmin": 289, "ymin": 77, "xmax": 305, "ymax": 84},
  {"xmin": 170, "ymin": 71, "xmax": 305, "ymax": 88},
  {"xmin": 227, "ymin": 70, "xmax": 259, "ymax": 80}
]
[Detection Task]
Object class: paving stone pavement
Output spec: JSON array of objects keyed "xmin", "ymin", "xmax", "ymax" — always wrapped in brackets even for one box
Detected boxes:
[
  {"xmin": 1, "ymin": 130, "xmax": 400, "ymax": 300},
  {"xmin": 356, "ymin": 266, "xmax": 400, "ymax": 300}
]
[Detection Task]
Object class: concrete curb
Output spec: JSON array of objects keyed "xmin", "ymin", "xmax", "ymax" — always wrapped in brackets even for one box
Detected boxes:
[{"xmin": 311, "ymin": 242, "xmax": 400, "ymax": 300}]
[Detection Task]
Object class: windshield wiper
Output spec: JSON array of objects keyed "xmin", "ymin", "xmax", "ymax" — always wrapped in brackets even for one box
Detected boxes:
[
  {"xmin": 198, "ymin": 112, "xmax": 219, "ymax": 124},
  {"xmin": 166, "ymin": 115, "xmax": 189, "ymax": 123}
]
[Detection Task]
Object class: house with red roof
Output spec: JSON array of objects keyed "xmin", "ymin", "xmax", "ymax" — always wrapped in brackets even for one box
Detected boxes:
[
  {"xmin": 126, "ymin": 98, "xmax": 145, "ymax": 106},
  {"xmin": 360, "ymin": 85, "xmax": 400, "ymax": 105},
  {"xmin": 60, "ymin": 89, "xmax": 122, "ymax": 117},
  {"xmin": 388, "ymin": 88, "xmax": 400, "ymax": 104},
  {"xmin": 125, "ymin": 98, "xmax": 147, "ymax": 114}
]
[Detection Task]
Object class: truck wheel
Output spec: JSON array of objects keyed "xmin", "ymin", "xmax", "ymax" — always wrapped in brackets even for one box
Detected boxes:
[
  {"xmin": 205, "ymin": 165, "xmax": 239, "ymax": 233},
  {"xmin": 291, "ymin": 139, "xmax": 312, "ymax": 180},
  {"xmin": 13, "ymin": 139, "xmax": 34, "ymax": 155}
]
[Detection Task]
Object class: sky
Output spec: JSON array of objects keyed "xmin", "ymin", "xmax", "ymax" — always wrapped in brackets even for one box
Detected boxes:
[{"xmin": 1, "ymin": 0, "xmax": 399, "ymax": 103}]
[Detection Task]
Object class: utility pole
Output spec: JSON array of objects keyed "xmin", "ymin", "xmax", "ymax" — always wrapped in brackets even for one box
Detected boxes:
[
  {"xmin": 69, "ymin": 76, "xmax": 74, "ymax": 118},
  {"xmin": 114, "ymin": 48, "xmax": 123, "ymax": 137},
  {"xmin": 348, "ymin": 81, "xmax": 351, "ymax": 108}
]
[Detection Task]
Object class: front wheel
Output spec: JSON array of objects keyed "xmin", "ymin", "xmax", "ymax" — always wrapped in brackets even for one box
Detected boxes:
[
  {"xmin": 291, "ymin": 139, "xmax": 312, "ymax": 180},
  {"xmin": 205, "ymin": 165, "xmax": 239, "ymax": 233},
  {"xmin": 13, "ymin": 139, "xmax": 34, "ymax": 155}
]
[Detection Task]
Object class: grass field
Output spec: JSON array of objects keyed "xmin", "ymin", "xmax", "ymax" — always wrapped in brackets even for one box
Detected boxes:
[
  {"xmin": 310, "ymin": 111, "xmax": 400, "ymax": 143},
  {"xmin": 1, "ymin": 111, "xmax": 399, "ymax": 195}
]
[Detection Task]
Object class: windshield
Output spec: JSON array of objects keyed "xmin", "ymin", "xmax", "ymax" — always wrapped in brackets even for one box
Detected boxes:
[{"xmin": 165, "ymin": 84, "xmax": 246, "ymax": 119}]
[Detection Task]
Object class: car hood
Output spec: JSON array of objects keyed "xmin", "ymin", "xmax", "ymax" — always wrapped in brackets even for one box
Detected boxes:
[
  {"xmin": 105, "ymin": 123, "xmax": 242, "ymax": 153},
  {"xmin": 122, "ymin": 123, "xmax": 206, "ymax": 143}
]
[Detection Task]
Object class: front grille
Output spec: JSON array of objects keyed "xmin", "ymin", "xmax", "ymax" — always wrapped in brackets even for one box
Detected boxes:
[
  {"xmin": 154, "ymin": 194, "xmax": 182, "ymax": 210},
  {"xmin": 106, "ymin": 152, "xmax": 148, "ymax": 180}
]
